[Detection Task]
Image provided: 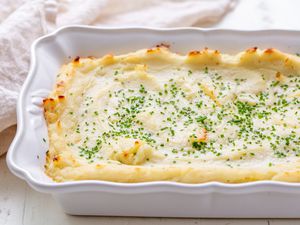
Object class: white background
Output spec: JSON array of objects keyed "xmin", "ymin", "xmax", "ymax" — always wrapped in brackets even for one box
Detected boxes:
[{"xmin": 2, "ymin": 0, "xmax": 300, "ymax": 224}]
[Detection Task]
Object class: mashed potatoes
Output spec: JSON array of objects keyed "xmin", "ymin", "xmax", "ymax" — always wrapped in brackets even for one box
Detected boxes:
[{"xmin": 44, "ymin": 47, "xmax": 300, "ymax": 183}]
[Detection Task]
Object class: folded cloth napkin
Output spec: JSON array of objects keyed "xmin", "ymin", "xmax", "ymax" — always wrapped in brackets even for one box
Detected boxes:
[{"xmin": 0, "ymin": 0, "xmax": 235, "ymax": 156}]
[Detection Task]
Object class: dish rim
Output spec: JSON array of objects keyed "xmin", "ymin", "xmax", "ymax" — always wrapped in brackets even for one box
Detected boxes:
[{"xmin": 6, "ymin": 25, "xmax": 300, "ymax": 194}]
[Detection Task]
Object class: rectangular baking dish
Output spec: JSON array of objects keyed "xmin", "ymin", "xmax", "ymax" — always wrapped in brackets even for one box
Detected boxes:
[{"xmin": 6, "ymin": 26, "xmax": 300, "ymax": 218}]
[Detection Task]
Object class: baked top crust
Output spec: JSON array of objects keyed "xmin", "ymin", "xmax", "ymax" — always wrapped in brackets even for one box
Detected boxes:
[{"xmin": 44, "ymin": 47, "xmax": 300, "ymax": 183}]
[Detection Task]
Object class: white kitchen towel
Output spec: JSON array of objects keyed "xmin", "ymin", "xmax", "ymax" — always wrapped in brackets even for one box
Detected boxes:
[{"xmin": 0, "ymin": 0, "xmax": 235, "ymax": 155}]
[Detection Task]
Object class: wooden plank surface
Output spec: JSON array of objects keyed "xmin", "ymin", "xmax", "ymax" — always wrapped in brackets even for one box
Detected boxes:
[
  {"xmin": 2, "ymin": 0, "xmax": 300, "ymax": 223},
  {"xmin": 1, "ymin": 154, "xmax": 300, "ymax": 225}
]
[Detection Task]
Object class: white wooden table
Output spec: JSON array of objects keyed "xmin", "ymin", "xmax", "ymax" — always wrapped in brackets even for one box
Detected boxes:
[
  {"xmin": 0, "ymin": 126, "xmax": 299, "ymax": 225},
  {"xmin": 1, "ymin": 154, "xmax": 300, "ymax": 225},
  {"xmin": 2, "ymin": 1, "xmax": 300, "ymax": 224}
]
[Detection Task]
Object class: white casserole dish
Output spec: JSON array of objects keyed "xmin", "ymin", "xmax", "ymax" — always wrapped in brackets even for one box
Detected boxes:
[{"xmin": 6, "ymin": 26, "xmax": 300, "ymax": 218}]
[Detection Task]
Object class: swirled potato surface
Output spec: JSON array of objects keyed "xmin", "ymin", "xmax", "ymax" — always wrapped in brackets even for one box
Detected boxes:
[{"xmin": 44, "ymin": 47, "xmax": 300, "ymax": 183}]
